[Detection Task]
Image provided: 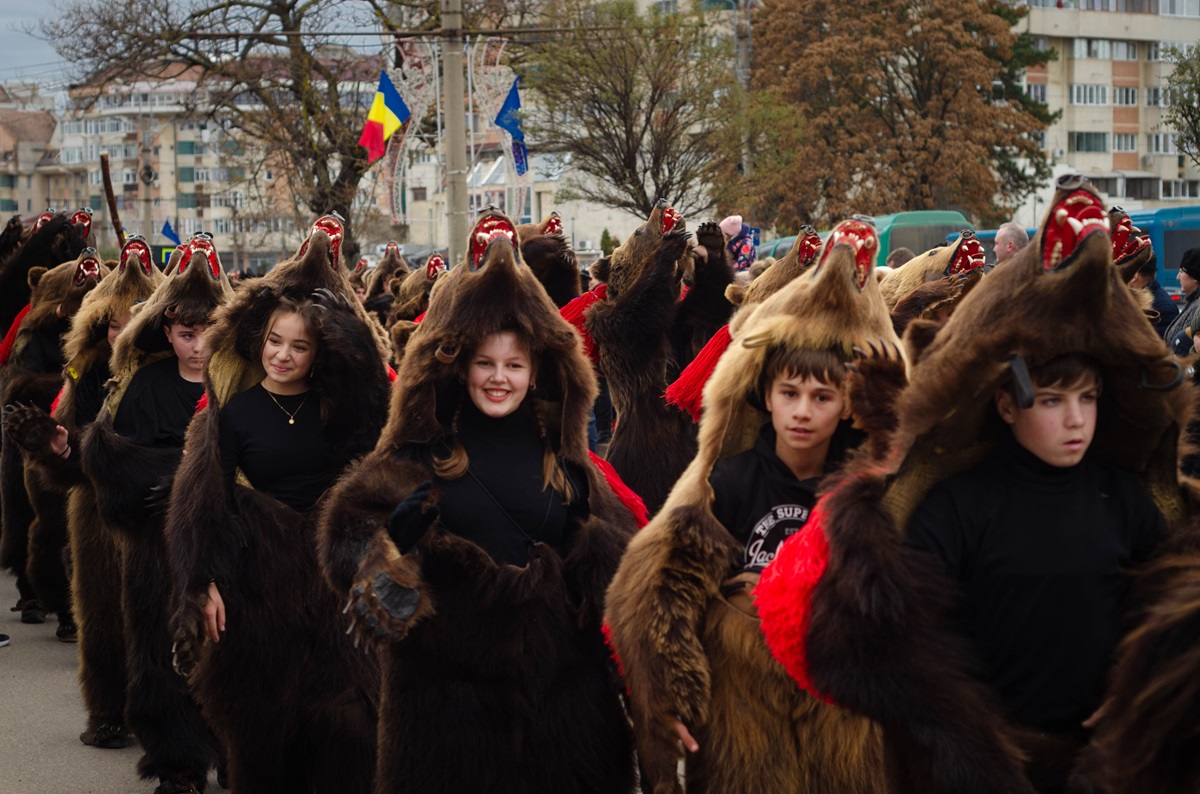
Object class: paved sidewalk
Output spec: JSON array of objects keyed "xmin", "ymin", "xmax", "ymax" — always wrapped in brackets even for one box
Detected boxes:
[{"xmin": 0, "ymin": 571, "xmax": 219, "ymax": 794}]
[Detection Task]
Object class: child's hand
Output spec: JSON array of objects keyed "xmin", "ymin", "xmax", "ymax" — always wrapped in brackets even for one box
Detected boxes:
[{"xmin": 672, "ymin": 719, "xmax": 699, "ymax": 753}]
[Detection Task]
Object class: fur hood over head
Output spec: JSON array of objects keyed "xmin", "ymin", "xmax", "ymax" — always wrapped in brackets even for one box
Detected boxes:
[
  {"xmin": 885, "ymin": 175, "xmax": 1189, "ymax": 530},
  {"xmin": 365, "ymin": 242, "xmax": 410, "ymax": 301},
  {"xmin": 879, "ymin": 228, "xmax": 986, "ymax": 309},
  {"xmin": 381, "ymin": 207, "xmax": 595, "ymax": 465},
  {"xmin": 1110, "ymin": 205, "xmax": 1155, "ymax": 284},
  {"xmin": 21, "ymin": 246, "xmax": 108, "ymax": 335}
]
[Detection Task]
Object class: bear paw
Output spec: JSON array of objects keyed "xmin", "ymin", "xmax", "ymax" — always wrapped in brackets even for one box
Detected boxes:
[{"xmin": 1, "ymin": 403, "xmax": 59, "ymax": 455}]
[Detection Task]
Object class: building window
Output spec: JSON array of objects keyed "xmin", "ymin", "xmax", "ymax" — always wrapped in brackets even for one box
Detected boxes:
[
  {"xmin": 178, "ymin": 193, "xmax": 197, "ymax": 209},
  {"xmin": 1114, "ymin": 133, "xmax": 1138, "ymax": 151},
  {"xmin": 1068, "ymin": 131, "xmax": 1109, "ymax": 152},
  {"xmin": 412, "ymin": 187, "xmax": 428, "ymax": 201},
  {"xmin": 1112, "ymin": 40, "xmax": 1139, "ymax": 59},
  {"xmin": 1163, "ymin": 179, "xmax": 1200, "ymax": 197},
  {"xmin": 1025, "ymin": 83, "xmax": 1048, "ymax": 102},
  {"xmin": 1070, "ymin": 83, "xmax": 1109, "ymax": 105},
  {"xmin": 1148, "ymin": 132, "xmax": 1179, "ymax": 153},
  {"xmin": 88, "ymin": 171, "xmax": 101, "ymax": 186},
  {"xmin": 1145, "ymin": 86, "xmax": 1163, "ymax": 105},
  {"xmin": 177, "ymin": 140, "xmax": 196, "ymax": 155},
  {"xmin": 178, "ymin": 167, "xmax": 195, "ymax": 182},
  {"xmin": 122, "ymin": 169, "xmax": 137, "ymax": 184},
  {"xmin": 1113, "ymin": 86, "xmax": 1139, "ymax": 105},
  {"xmin": 1161, "ymin": 0, "xmax": 1200, "ymax": 15}
]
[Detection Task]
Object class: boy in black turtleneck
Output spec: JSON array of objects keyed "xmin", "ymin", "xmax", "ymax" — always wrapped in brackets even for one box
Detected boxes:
[{"xmin": 908, "ymin": 354, "xmax": 1164, "ymax": 788}]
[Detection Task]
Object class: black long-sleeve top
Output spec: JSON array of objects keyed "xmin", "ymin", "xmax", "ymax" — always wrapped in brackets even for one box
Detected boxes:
[
  {"xmin": 112, "ymin": 357, "xmax": 203, "ymax": 448},
  {"xmin": 218, "ymin": 384, "xmax": 340, "ymax": 514}
]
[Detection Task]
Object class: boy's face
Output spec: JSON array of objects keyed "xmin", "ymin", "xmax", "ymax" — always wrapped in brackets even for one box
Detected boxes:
[
  {"xmin": 764, "ymin": 373, "xmax": 849, "ymax": 455},
  {"xmin": 164, "ymin": 322, "xmax": 209, "ymax": 380},
  {"xmin": 996, "ymin": 378, "xmax": 1098, "ymax": 468}
]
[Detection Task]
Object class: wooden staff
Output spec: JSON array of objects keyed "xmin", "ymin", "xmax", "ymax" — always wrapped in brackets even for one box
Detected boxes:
[{"xmin": 99, "ymin": 153, "xmax": 125, "ymax": 248}]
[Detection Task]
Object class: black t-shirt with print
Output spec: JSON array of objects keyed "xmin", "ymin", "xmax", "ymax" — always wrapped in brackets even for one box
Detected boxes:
[{"xmin": 709, "ymin": 423, "xmax": 856, "ymax": 574}]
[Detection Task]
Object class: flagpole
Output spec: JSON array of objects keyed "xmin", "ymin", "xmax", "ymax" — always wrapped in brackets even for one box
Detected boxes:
[{"xmin": 443, "ymin": 0, "xmax": 469, "ymax": 266}]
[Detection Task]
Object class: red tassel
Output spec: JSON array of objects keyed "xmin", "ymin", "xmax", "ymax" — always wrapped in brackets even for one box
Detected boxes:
[
  {"xmin": 387, "ymin": 365, "xmax": 397, "ymax": 382},
  {"xmin": 413, "ymin": 311, "xmax": 426, "ymax": 324},
  {"xmin": 664, "ymin": 324, "xmax": 732, "ymax": 422},
  {"xmin": 588, "ymin": 449, "xmax": 648, "ymax": 528},
  {"xmin": 560, "ymin": 285, "xmax": 606, "ymax": 366},
  {"xmin": 601, "ymin": 622, "xmax": 628, "ymax": 689},
  {"xmin": 195, "ymin": 392, "xmax": 208, "ymax": 413},
  {"xmin": 49, "ymin": 385, "xmax": 65, "ymax": 417},
  {"xmin": 0, "ymin": 304, "xmax": 32, "ymax": 366},
  {"xmin": 756, "ymin": 498, "xmax": 834, "ymax": 703}
]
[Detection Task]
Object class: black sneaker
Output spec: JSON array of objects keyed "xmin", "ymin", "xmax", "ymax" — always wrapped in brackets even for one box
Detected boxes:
[
  {"xmin": 56, "ymin": 621, "xmax": 78, "ymax": 643},
  {"xmin": 0, "ymin": 634, "xmax": 9, "ymax": 647},
  {"xmin": 20, "ymin": 600, "xmax": 46, "ymax": 624}
]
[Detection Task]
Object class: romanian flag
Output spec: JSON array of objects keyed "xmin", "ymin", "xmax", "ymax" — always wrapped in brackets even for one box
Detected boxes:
[{"xmin": 359, "ymin": 71, "xmax": 410, "ymax": 162}]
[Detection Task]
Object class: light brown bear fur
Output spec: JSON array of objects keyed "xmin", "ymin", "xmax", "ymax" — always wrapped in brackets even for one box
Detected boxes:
[{"xmin": 606, "ymin": 222, "xmax": 899, "ymax": 794}]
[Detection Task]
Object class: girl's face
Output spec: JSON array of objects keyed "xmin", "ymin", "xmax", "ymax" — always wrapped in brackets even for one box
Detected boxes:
[
  {"xmin": 107, "ymin": 309, "xmax": 132, "ymax": 347},
  {"xmin": 467, "ymin": 331, "xmax": 533, "ymax": 419},
  {"xmin": 261, "ymin": 311, "xmax": 316, "ymax": 394}
]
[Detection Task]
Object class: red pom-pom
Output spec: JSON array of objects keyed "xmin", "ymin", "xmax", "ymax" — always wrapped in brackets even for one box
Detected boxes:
[
  {"xmin": 664, "ymin": 324, "xmax": 731, "ymax": 422},
  {"xmin": 0, "ymin": 304, "xmax": 32, "ymax": 366},
  {"xmin": 756, "ymin": 499, "xmax": 834, "ymax": 702},
  {"xmin": 588, "ymin": 449, "xmax": 649, "ymax": 528}
]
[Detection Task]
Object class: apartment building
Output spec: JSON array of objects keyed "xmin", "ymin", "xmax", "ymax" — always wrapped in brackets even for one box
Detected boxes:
[{"xmin": 1021, "ymin": 0, "xmax": 1200, "ymax": 213}]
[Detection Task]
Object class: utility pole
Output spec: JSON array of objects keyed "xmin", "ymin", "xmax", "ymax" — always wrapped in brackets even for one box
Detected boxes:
[{"xmin": 443, "ymin": 0, "xmax": 469, "ymax": 265}]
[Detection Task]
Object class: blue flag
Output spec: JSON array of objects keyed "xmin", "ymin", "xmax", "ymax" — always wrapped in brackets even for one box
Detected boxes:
[
  {"xmin": 161, "ymin": 219, "xmax": 181, "ymax": 245},
  {"xmin": 494, "ymin": 77, "xmax": 529, "ymax": 176}
]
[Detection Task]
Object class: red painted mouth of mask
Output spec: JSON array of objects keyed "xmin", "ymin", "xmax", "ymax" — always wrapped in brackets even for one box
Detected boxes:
[
  {"xmin": 661, "ymin": 206, "xmax": 681, "ymax": 235},
  {"xmin": 297, "ymin": 215, "xmax": 345, "ymax": 268},
  {"xmin": 796, "ymin": 228, "xmax": 822, "ymax": 267},
  {"xmin": 71, "ymin": 208, "xmax": 93, "ymax": 240},
  {"xmin": 180, "ymin": 235, "xmax": 222, "ymax": 279},
  {"xmin": 1110, "ymin": 216, "xmax": 1152, "ymax": 264},
  {"xmin": 356, "ymin": 258, "xmax": 368, "ymax": 274},
  {"xmin": 32, "ymin": 210, "xmax": 56, "ymax": 234},
  {"xmin": 120, "ymin": 236, "xmax": 154, "ymax": 276},
  {"xmin": 386, "ymin": 241, "xmax": 401, "ymax": 259},
  {"xmin": 1043, "ymin": 190, "xmax": 1109, "ymax": 271},
  {"xmin": 74, "ymin": 249, "xmax": 101, "ymax": 286},
  {"xmin": 469, "ymin": 215, "xmax": 517, "ymax": 271},
  {"xmin": 817, "ymin": 219, "xmax": 877, "ymax": 289},
  {"xmin": 948, "ymin": 233, "xmax": 986, "ymax": 276},
  {"xmin": 544, "ymin": 215, "xmax": 563, "ymax": 235},
  {"xmin": 426, "ymin": 253, "xmax": 447, "ymax": 280}
]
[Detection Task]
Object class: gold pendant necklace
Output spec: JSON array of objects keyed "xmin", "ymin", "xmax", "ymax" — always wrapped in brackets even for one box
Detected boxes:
[{"xmin": 266, "ymin": 389, "xmax": 307, "ymax": 425}]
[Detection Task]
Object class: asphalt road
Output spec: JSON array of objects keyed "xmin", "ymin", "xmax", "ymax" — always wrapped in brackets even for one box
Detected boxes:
[{"xmin": 0, "ymin": 570, "xmax": 219, "ymax": 794}]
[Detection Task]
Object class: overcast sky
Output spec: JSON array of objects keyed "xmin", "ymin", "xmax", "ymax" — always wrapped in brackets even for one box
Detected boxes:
[{"xmin": 0, "ymin": 10, "xmax": 72, "ymax": 88}]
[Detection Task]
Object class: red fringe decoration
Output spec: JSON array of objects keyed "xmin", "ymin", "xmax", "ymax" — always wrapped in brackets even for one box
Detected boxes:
[
  {"xmin": 588, "ymin": 449, "xmax": 648, "ymax": 528},
  {"xmin": 195, "ymin": 392, "xmax": 208, "ymax": 413},
  {"xmin": 559, "ymin": 285, "xmax": 606, "ymax": 366},
  {"xmin": 413, "ymin": 311, "xmax": 426, "ymax": 324},
  {"xmin": 387, "ymin": 365, "xmax": 397, "ymax": 382},
  {"xmin": 0, "ymin": 304, "xmax": 32, "ymax": 366},
  {"xmin": 664, "ymin": 324, "xmax": 732, "ymax": 422},
  {"xmin": 755, "ymin": 498, "xmax": 835, "ymax": 704},
  {"xmin": 601, "ymin": 622, "xmax": 628, "ymax": 689},
  {"xmin": 49, "ymin": 385, "xmax": 65, "ymax": 417}
]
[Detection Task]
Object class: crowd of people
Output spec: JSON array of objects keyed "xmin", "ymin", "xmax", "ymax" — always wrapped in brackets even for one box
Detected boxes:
[{"xmin": 0, "ymin": 183, "xmax": 1199, "ymax": 794}]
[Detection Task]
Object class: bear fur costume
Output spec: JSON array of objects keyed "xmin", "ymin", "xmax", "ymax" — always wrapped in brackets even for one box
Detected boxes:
[
  {"xmin": 79, "ymin": 237, "xmax": 228, "ymax": 790},
  {"xmin": 316, "ymin": 208, "xmax": 638, "ymax": 794},
  {"xmin": 363, "ymin": 241, "xmax": 410, "ymax": 326},
  {"xmin": 385, "ymin": 251, "xmax": 447, "ymax": 361},
  {"xmin": 1, "ymin": 246, "xmax": 103, "ymax": 615},
  {"xmin": 586, "ymin": 203, "xmax": 733, "ymax": 514},
  {"xmin": 877, "ymin": 229, "xmax": 986, "ymax": 310},
  {"xmin": 517, "ymin": 212, "xmax": 581, "ymax": 309},
  {"xmin": 755, "ymin": 176, "xmax": 1192, "ymax": 793},
  {"xmin": 166, "ymin": 216, "xmax": 388, "ymax": 794},
  {"xmin": 605, "ymin": 217, "xmax": 896, "ymax": 794},
  {"xmin": 1109, "ymin": 206, "xmax": 1155, "ymax": 286},
  {"xmin": 889, "ymin": 268, "xmax": 983, "ymax": 338},
  {"xmin": 0, "ymin": 213, "xmax": 87, "ymax": 337},
  {"xmin": 5, "ymin": 238, "xmax": 168, "ymax": 746}
]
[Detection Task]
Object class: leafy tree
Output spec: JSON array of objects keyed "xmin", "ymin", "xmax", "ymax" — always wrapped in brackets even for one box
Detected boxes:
[
  {"xmin": 599, "ymin": 228, "xmax": 616, "ymax": 256},
  {"xmin": 730, "ymin": 0, "xmax": 1051, "ymax": 230},
  {"xmin": 1164, "ymin": 45, "xmax": 1200, "ymax": 171},
  {"xmin": 520, "ymin": 0, "xmax": 739, "ymax": 219}
]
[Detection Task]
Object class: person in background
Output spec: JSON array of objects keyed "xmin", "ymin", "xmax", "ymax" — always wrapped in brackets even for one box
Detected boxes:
[
  {"xmin": 885, "ymin": 247, "xmax": 916, "ymax": 268},
  {"xmin": 1164, "ymin": 248, "xmax": 1200, "ymax": 355},
  {"xmin": 720, "ymin": 215, "xmax": 757, "ymax": 273},
  {"xmin": 989, "ymin": 222, "xmax": 1029, "ymax": 271},
  {"xmin": 1126, "ymin": 254, "xmax": 1179, "ymax": 340}
]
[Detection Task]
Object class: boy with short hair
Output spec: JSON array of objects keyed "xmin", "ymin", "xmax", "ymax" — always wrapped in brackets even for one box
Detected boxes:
[
  {"xmin": 112, "ymin": 316, "xmax": 208, "ymax": 448},
  {"xmin": 908, "ymin": 353, "xmax": 1165, "ymax": 788}
]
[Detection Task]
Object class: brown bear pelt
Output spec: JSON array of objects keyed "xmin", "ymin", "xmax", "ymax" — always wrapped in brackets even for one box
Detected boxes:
[
  {"xmin": 517, "ymin": 214, "xmax": 580, "ymax": 308},
  {"xmin": 363, "ymin": 242, "xmax": 410, "ymax": 325},
  {"xmin": 1110, "ymin": 206, "xmax": 1154, "ymax": 285},
  {"xmin": 605, "ymin": 217, "xmax": 898, "ymax": 794},
  {"xmin": 1, "ymin": 247, "xmax": 105, "ymax": 608},
  {"xmin": 165, "ymin": 223, "xmax": 386, "ymax": 793},
  {"xmin": 586, "ymin": 205, "xmax": 733, "ymax": 514},
  {"xmin": 761, "ymin": 178, "xmax": 1192, "ymax": 793},
  {"xmin": 878, "ymin": 230, "xmax": 986, "ymax": 310},
  {"xmin": 316, "ymin": 208, "xmax": 638, "ymax": 794},
  {"xmin": 889, "ymin": 268, "xmax": 983, "ymax": 338},
  {"xmin": 78, "ymin": 240, "xmax": 227, "ymax": 787},
  {"xmin": 723, "ymin": 227, "xmax": 822, "ymax": 327},
  {"xmin": 0, "ymin": 214, "xmax": 87, "ymax": 336}
]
